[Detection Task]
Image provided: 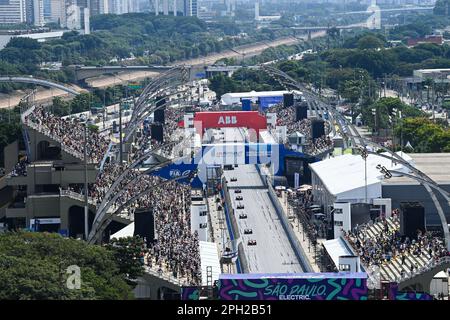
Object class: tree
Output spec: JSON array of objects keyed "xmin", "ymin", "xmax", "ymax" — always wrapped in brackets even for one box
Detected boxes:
[
  {"xmin": 395, "ymin": 117, "xmax": 450, "ymax": 153},
  {"xmin": 0, "ymin": 231, "xmax": 134, "ymax": 300},
  {"xmin": 434, "ymin": 0, "xmax": 450, "ymax": 16},
  {"xmin": 52, "ymin": 97, "xmax": 71, "ymax": 116},
  {"xmin": 208, "ymin": 73, "xmax": 236, "ymax": 99},
  {"xmin": 357, "ymin": 35, "xmax": 385, "ymax": 50},
  {"xmin": 106, "ymin": 236, "xmax": 146, "ymax": 280}
]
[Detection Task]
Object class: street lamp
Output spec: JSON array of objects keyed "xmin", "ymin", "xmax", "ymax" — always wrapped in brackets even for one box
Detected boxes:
[
  {"xmin": 376, "ymin": 164, "xmax": 450, "ymax": 251},
  {"xmin": 358, "ymin": 146, "xmax": 369, "ymax": 203}
]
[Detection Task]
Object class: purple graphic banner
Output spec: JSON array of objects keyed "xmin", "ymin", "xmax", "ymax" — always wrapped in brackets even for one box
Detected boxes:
[{"xmin": 218, "ymin": 273, "xmax": 368, "ymax": 300}]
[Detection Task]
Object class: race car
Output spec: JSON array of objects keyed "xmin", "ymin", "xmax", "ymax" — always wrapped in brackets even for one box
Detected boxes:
[
  {"xmin": 234, "ymin": 189, "xmax": 241, "ymax": 193},
  {"xmin": 244, "ymin": 229, "xmax": 253, "ymax": 235},
  {"xmin": 247, "ymin": 240, "xmax": 257, "ymax": 246},
  {"xmin": 230, "ymin": 177, "xmax": 237, "ymax": 182},
  {"xmin": 235, "ymin": 195, "xmax": 243, "ymax": 201},
  {"xmin": 237, "ymin": 203, "xmax": 244, "ymax": 209},
  {"xmin": 239, "ymin": 213, "xmax": 248, "ymax": 219}
]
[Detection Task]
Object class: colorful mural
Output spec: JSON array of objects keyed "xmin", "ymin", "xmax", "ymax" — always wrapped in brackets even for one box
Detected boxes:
[
  {"xmin": 218, "ymin": 273, "xmax": 368, "ymax": 300},
  {"xmin": 181, "ymin": 287, "xmax": 200, "ymax": 300}
]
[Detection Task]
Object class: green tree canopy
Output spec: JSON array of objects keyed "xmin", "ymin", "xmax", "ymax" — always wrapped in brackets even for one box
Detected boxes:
[{"xmin": 0, "ymin": 231, "xmax": 136, "ymax": 300}]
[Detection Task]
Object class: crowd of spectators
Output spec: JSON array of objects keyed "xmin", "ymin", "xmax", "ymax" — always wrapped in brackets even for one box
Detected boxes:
[
  {"xmin": 287, "ymin": 188, "xmax": 328, "ymax": 240},
  {"xmin": 345, "ymin": 212, "xmax": 449, "ymax": 272},
  {"xmin": 10, "ymin": 157, "xmax": 29, "ymax": 177},
  {"xmin": 58, "ymin": 105, "xmax": 201, "ymax": 285},
  {"xmin": 24, "ymin": 105, "xmax": 110, "ymax": 163},
  {"xmin": 266, "ymin": 103, "xmax": 333, "ymax": 156}
]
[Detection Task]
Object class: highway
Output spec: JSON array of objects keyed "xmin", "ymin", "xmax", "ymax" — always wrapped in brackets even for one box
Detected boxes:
[
  {"xmin": 224, "ymin": 165, "xmax": 303, "ymax": 273},
  {"xmin": 0, "ymin": 31, "xmax": 328, "ymax": 109}
]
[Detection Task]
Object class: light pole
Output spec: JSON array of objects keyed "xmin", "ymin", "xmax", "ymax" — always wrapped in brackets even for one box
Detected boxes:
[
  {"xmin": 376, "ymin": 164, "xmax": 450, "ymax": 251},
  {"xmin": 358, "ymin": 146, "xmax": 369, "ymax": 204},
  {"xmin": 83, "ymin": 123, "xmax": 89, "ymax": 240}
]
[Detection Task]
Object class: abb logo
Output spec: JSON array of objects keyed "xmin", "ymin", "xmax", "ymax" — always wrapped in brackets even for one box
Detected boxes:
[{"xmin": 218, "ymin": 116, "xmax": 237, "ymax": 125}]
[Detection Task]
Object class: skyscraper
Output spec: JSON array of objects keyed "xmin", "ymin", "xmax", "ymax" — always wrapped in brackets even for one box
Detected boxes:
[
  {"xmin": 183, "ymin": 0, "xmax": 197, "ymax": 16},
  {"xmin": 108, "ymin": 0, "xmax": 128, "ymax": 14},
  {"xmin": 0, "ymin": 0, "xmax": 27, "ymax": 24},
  {"xmin": 47, "ymin": 0, "xmax": 66, "ymax": 26},
  {"xmin": 25, "ymin": 0, "xmax": 45, "ymax": 26},
  {"xmin": 90, "ymin": 0, "xmax": 109, "ymax": 16}
]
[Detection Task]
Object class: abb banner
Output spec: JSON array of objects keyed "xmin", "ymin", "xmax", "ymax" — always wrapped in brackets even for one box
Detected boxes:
[{"xmin": 193, "ymin": 111, "xmax": 267, "ymax": 135}]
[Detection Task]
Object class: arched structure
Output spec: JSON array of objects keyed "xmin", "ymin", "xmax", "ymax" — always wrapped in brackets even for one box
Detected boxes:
[
  {"xmin": 0, "ymin": 76, "xmax": 80, "ymax": 96},
  {"xmin": 260, "ymin": 65, "xmax": 450, "ymax": 252}
]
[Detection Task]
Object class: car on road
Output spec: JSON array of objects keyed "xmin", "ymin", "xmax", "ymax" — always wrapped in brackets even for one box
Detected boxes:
[
  {"xmin": 247, "ymin": 240, "xmax": 257, "ymax": 246},
  {"xmin": 239, "ymin": 213, "xmax": 247, "ymax": 219},
  {"xmin": 244, "ymin": 229, "xmax": 253, "ymax": 235},
  {"xmin": 230, "ymin": 177, "xmax": 237, "ymax": 182},
  {"xmin": 234, "ymin": 189, "xmax": 241, "ymax": 193},
  {"xmin": 237, "ymin": 203, "xmax": 244, "ymax": 209},
  {"xmin": 235, "ymin": 195, "xmax": 243, "ymax": 201}
]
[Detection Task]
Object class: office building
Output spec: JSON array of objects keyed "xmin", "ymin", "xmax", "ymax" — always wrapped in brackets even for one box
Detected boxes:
[
  {"xmin": 0, "ymin": 0, "xmax": 27, "ymax": 24},
  {"xmin": 183, "ymin": 0, "xmax": 197, "ymax": 16}
]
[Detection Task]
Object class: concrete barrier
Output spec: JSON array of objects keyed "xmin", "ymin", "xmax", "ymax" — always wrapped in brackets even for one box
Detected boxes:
[{"xmin": 266, "ymin": 178, "xmax": 314, "ymax": 272}]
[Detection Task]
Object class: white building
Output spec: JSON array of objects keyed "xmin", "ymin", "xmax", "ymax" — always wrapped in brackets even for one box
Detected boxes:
[
  {"xmin": 309, "ymin": 152, "xmax": 413, "ymax": 215},
  {"xmin": 66, "ymin": 3, "xmax": 81, "ymax": 30},
  {"xmin": 220, "ymin": 90, "xmax": 301, "ymax": 106},
  {"xmin": 0, "ymin": 0, "xmax": 26, "ymax": 24}
]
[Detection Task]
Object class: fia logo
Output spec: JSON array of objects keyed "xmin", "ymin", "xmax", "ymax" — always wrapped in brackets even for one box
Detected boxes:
[
  {"xmin": 169, "ymin": 169, "xmax": 191, "ymax": 179},
  {"xmin": 218, "ymin": 116, "xmax": 237, "ymax": 125},
  {"xmin": 169, "ymin": 169, "xmax": 181, "ymax": 178}
]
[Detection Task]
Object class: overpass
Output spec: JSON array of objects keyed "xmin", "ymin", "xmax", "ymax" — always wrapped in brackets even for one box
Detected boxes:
[
  {"xmin": 335, "ymin": 5, "xmax": 434, "ymax": 15},
  {"xmin": 0, "ymin": 76, "xmax": 80, "ymax": 96},
  {"xmin": 289, "ymin": 22, "xmax": 367, "ymax": 32},
  {"xmin": 67, "ymin": 65, "xmax": 174, "ymax": 81}
]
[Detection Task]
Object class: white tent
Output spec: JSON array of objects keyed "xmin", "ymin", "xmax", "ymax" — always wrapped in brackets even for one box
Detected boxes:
[
  {"xmin": 221, "ymin": 90, "xmax": 302, "ymax": 105},
  {"xmin": 110, "ymin": 222, "xmax": 134, "ymax": 240},
  {"xmin": 310, "ymin": 151, "xmax": 413, "ymax": 203},
  {"xmin": 199, "ymin": 241, "xmax": 221, "ymax": 286}
]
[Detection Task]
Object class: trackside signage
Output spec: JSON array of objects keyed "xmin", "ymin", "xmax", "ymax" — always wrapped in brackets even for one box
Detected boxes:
[
  {"xmin": 193, "ymin": 111, "xmax": 267, "ymax": 135},
  {"xmin": 218, "ymin": 273, "xmax": 368, "ymax": 300}
]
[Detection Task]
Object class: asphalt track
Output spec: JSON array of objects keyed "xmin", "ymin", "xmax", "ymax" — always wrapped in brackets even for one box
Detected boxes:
[{"xmin": 224, "ymin": 165, "xmax": 303, "ymax": 273}]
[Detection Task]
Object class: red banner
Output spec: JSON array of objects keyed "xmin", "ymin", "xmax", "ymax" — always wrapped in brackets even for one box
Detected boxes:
[{"xmin": 193, "ymin": 111, "xmax": 267, "ymax": 135}]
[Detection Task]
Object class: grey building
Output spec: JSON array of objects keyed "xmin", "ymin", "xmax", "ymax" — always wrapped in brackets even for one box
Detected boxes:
[
  {"xmin": 382, "ymin": 153, "xmax": 450, "ymax": 227},
  {"xmin": 0, "ymin": 107, "xmax": 130, "ymax": 238}
]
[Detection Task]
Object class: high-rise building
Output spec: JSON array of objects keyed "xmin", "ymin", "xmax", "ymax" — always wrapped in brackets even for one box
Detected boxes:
[
  {"xmin": 128, "ymin": 0, "xmax": 140, "ymax": 12},
  {"xmin": 47, "ymin": 0, "xmax": 66, "ymax": 26},
  {"xmin": 0, "ymin": 0, "xmax": 27, "ymax": 24},
  {"xmin": 26, "ymin": 0, "xmax": 45, "ymax": 26},
  {"xmin": 108, "ymin": 0, "xmax": 128, "ymax": 14},
  {"xmin": 183, "ymin": 0, "xmax": 197, "ymax": 16},
  {"xmin": 43, "ymin": 0, "xmax": 51, "ymax": 19}
]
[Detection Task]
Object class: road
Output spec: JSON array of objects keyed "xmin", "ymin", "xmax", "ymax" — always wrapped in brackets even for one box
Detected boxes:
[
  {"xmin": 0, "ymin": 83, "xmax": 85, "ymax": 109},
  {"xmin": 224, "ymin": 165, "xmax": 303, "ymax": 273},
  {"xmin": 0, "ymin": 32, "xmax": 326, "ymax": 109}
]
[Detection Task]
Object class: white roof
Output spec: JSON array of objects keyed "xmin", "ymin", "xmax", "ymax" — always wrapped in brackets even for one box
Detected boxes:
[
  {"xmin": 110, "ymin": 222, "xmax": 135, "ymax": 239},
  {"xmin": 322, "ymin": 238, "xmax": 354, "ymax": 268},
  {"xmin": 259, "ymin": 129, "xmax": 277, "ymax": 144},
  {"xmin": 223, "ymin": 90, "xmax": 293, "ymax": 98},
  {"xmin": 309, "ymin": 151, "xmax": 413, "ymax": 199},
  {"xmin": 199, "ymin": 241, "xmax": 221, "ymax": 286},
  {"xmin": 17, "ymin": 31, "xmax": 65, "ymax": 40},
  {"xmin": 221, "ymin": 90, "xmax": 302, "ymax": 104}
]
